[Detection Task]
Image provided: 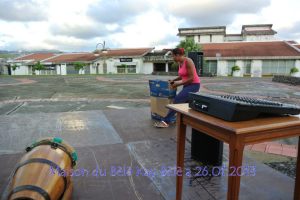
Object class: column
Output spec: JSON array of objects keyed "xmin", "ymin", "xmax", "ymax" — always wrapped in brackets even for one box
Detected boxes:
[
  {"xmin": 251, "ymin": 60, "xmax": 262, "ymax": 77},
  {"xmin": 166, "ymin": 62, "xmax": 169, "ymax": 72},
  {"xmin": 217, "ymin": 60, "xmax": 227, "ymax": 76},
  {"xmin": 235, "ymin": 60, "xmax": 244, "ymax": 77}
]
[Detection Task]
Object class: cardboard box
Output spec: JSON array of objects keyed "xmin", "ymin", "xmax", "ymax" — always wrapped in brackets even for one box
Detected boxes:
[{"xmin": 150, "ymin": 96, "xmax": 173, "ymax": 117}]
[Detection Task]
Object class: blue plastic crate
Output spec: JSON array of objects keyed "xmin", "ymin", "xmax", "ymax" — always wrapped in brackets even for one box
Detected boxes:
[
  {"xmin": 149, "ymin": 80, "xmax": 177, "ymax": 98},
  {"xmin": 149, "ymin": 80, "xmax": 169, "ymax": 88}
]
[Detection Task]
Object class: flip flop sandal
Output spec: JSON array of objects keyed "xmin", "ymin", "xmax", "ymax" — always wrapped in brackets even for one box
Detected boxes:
[{"xmin": 154, "ymin": 121, "xmax": 169, "ymax": 128}]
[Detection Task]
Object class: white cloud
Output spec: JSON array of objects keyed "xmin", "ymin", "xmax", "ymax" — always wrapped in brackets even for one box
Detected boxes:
[
  {"xmin": 0, "ymin": 21, "xmax": 51, "ymax": 50},
  {"xmin": 0, "ymin": 0, "xmax": 48, "ymax": 22},
  {"xmin": 164, "ymin": 0, "xmax": 271, "ymax": 26},
  {"xmin": 109, "ymin": 11, "xmax": 181, "ymax": 48},
  {"xmin": 49, "ymin": 20, "xmax": 109, "ymax": 39},
  {"xmin": 0, "ymin": 0, "xmax": 299, "ymax": 51},
  {"xmin": 43, "ymin": 36, "xmax": 94, "ymax": 51},
  {"xmin": 87, "ymin": 0, "xmax": 152, "ymax": 24},
  {"xmin": 228, "ymin": 0, "xmax": 300, "ymax": 38}
]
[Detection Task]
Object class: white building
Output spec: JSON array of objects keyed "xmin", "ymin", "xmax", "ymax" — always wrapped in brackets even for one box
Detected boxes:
[
  {"xmin": 91, "ymin": 48, "xmax": 154, "ymax": 74},
  {"xmin": 143, "ymin": 50, "xmax": 174, "ymax": 74},
  {"xmin": 7, "ymin": 53, "xmax": 56, "ymax": 75},
  {"xmin": 8, "ymin": 48, "xmax": 155, "ymax": 75},
  {"xmin": 202, "ymin": 41, "xmax": 300, "ymax": 77},
  {"xmin": 178, "ymin": 24, "xmax": 277, "ymax": 43},
  {"xmin": 178, "ymin": 24, "xmax": 300, "ymax": 77}
]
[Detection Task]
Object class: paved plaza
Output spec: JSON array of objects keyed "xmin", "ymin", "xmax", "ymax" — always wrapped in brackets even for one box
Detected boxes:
[{"xmin": 0, "ymin": 75, "xmax": 299, "ymax": 199}]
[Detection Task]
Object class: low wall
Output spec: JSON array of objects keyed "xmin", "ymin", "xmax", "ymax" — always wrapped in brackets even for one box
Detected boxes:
[
  {"xmin": 151, "ymin": 72, "xmax": 178, "ymax": 76},
  {"xmin": 151, "ymin": 72, "xmax": 216, "ymax": 77},
  {"xmin": 272, "ymin": 75, "xmax": 300, "ymax": 85}
]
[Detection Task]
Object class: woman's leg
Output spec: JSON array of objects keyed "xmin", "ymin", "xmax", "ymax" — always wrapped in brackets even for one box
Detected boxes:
[{"xmin": 163, "ymin": 83, "xmax": 200, "ymax": 123}]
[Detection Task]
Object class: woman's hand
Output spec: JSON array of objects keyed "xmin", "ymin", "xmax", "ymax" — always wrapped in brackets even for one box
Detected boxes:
[
  {"xmin": 168, "ymin": 80, "xmax": 174, "ymax": 84},
  {"xmin": 170, "ymin": 83, "xmax": 176, "ymax": 89},
  {"xmin": 170, "ymin": 81, "xmax": 182, "ymax": 89},
  {"xmin": 168, "ymin": 80, "xmax": 175, "ymax": 88}
]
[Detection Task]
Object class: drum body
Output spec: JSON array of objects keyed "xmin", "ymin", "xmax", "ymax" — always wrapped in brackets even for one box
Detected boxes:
[{"xmin": 7, "ymin": 138, "xmax": 77, "ymax": 200}]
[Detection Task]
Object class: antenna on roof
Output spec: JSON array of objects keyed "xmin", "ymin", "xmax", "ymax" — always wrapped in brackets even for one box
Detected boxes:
[{"xmin": 95, "ymin": 41, "xmax": 108, "ymax": 54}]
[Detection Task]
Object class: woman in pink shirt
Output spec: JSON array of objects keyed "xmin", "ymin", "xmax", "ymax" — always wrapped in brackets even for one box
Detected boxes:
[{"xmin": 154, "ymin": 47, "xmax": 201, "ymax": 128}]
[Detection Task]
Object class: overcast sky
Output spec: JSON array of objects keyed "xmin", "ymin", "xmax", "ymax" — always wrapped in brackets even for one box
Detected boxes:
[{"xmin": 0, "ymin": 0, "xmax": 299, "ymax": 52}]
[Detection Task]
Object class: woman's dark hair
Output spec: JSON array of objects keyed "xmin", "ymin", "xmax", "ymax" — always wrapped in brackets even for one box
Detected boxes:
[{"xmin": 172, "ymin": 48, "xmax": 185, "ymax": 55}]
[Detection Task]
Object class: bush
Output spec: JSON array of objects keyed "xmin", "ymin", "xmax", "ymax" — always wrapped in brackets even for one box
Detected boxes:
[
  {"xmin": 74, "ymin": 62, "xmax": 86, "ymax": 71},
  {"xmin": 290, "ymin": 67, "xmax": 299, "ymax": 74},
  {"xmin": 231, "ymin": 65, "xmax": 240, "ymax": 71},
  {"xmin": 11, "ymin": 64, "xmax": 18, "ymax": 71},
  {"xmin": 231, "ymin": 65, "xmax": 240, "ymax": 76},
  {"xmin": 33, "ymin": 61, "xmax": 45, "ymax": 71}
]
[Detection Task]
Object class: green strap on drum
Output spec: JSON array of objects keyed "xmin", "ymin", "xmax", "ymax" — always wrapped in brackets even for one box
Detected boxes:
[
  {"xmin": 53, "ymin": 137, "xmax": 62, "ymax": 144},
  {"xmin": 26, "ymin": 137, "xmax": 77, "ymax": 167},
  {"xmin": 71, "ymin": 152, "xmax": 78, "ymax": 164}
]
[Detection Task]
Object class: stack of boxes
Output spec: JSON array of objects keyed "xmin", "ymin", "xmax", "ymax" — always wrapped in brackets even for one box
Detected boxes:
[{"xmin": 149, "ymin": 80, "xmax": 177, "ymax": 122}]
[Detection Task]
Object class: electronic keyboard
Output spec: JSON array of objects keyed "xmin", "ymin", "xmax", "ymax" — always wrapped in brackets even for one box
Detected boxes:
[{"xmin": 189, "ymin": 93, "xmax": 300, "ymax": 121}]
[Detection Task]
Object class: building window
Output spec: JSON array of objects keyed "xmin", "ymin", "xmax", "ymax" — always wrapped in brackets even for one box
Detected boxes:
[
  {"xmin": 203, "ymin": 60, "xmax": 217, "ymax": 75},
  {"xmin": 198, "ymin": 35, "xmax": 201, "ymax": 42},
  {"xmin": 39, "ymin": 65, "xmax": 57, "ymax": 75},
  {"xmin": 127, "ymin": 65, "xmax": 136, "ymax": 73},
  {"xmin": 117, "ymin": 65, "xmax": 136, "ymax": 74},
  {"xmin": 117, "ymin": 65, "xmax": 126, "ymax": 73},
  {"xmin": 154, "ymin": 63, "xmax": 166, "ymax": 72},
  {"xmin": 67, "ymin": 65, "xmax": 80, "ymax": 74},
  {"xmin": 244, "ymin": 60, "xmax": 251, "ymax": 74},
  {"xmin": 262, "ymin": 60, "xmax": 295, "ymax": 75}
]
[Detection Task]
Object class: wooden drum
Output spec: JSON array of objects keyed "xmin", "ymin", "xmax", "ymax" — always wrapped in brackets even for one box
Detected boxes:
[{"xmin": 7, "ymin": 137, "xmax": 77, "ymax": 200}]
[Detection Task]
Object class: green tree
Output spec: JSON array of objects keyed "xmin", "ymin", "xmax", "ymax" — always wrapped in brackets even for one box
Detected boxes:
[
  {"xmin": 11, "ymin": 64, "xmax": 18, "ymax": 71},
  {"xmin": 176, "ymin": 38, "xmax": 202, "ymax": 55},
  {"xmin": 291, "ymin": 67, "xmax": 299, "ymax": 74},
  {"xmin": 74, "ymin": 62, "xmax": 86, "ymax": 71},
  {"xmin": 231, "ymin": 65, "xmax": 241, "ymax": 76},
  {"xmin": 33, "ymin": 61, "xmax": 45, "ymax": 71},
  {"xmin": 32, "ymin": 61, "xmax": 45, "ymax": 75}
]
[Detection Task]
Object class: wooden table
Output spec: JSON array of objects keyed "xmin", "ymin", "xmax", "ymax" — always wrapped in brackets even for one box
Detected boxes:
[{"xmin": 167, "ymin": 103, "xmax": 300, "ymax": 200}]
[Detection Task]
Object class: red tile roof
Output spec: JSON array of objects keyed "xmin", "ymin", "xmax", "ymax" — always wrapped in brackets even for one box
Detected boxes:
[
  {"xmin": 95, "ymin": 48, "xmax": 154, "ymax": 57},
  {"xmin": 202, "ymin": 41, "xmax": 300, "ymax": 58},
  {"xmin": 44, "ymin": 53, "xmax": 99, "ymax": 63},
  {"xmin": 15, "ymin": 53, "xmax": 56, "ymax": 61},
  {"xmin": 43, "ymin": 48, "xmax": 154, "ymax": 63}
]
